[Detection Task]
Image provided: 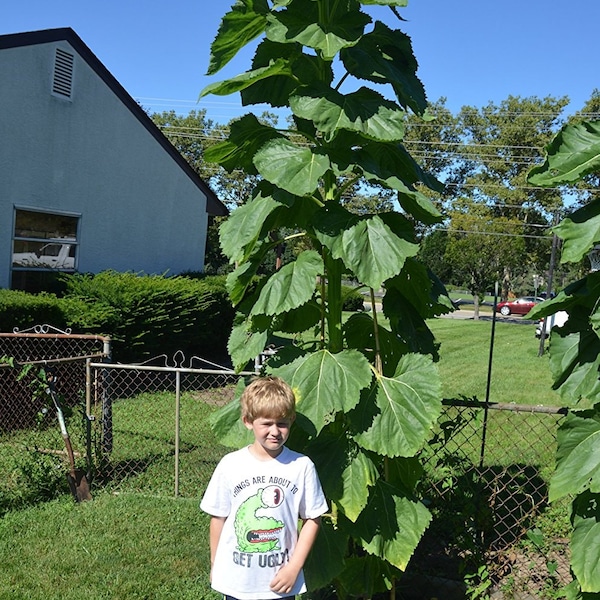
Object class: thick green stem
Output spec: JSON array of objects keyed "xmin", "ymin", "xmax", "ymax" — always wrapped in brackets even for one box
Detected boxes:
[
  {"xmin": 324, "ymin": 252, "xmax": 344, "ymax": 354},
  {"xmin": 370, "ymin": 288, "xmax": 383, "ymax": 375}
]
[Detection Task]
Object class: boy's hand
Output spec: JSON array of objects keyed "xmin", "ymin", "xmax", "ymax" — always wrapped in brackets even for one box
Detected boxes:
[{"xmin": 269, "ymin": 563, "xmax": 301, "ymax": 595}]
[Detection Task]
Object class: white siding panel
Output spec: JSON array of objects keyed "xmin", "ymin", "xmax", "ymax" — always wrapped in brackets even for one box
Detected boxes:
[{"xmin": 0, "ymin": 38, "xmax": 209, "ymax": 288}]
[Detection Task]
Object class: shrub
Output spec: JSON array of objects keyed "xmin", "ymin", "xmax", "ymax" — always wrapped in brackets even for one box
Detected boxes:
[
  {"xmin": 0, "ymin": 290, "xmax": 66, "ymax": 332},
  {"xmin": 341, "ymin": 285, "xmax": 365, "ymax": 312},
  {"xmin": 61, "ymin": 271, "xmax": 234, "ymax": 363}
]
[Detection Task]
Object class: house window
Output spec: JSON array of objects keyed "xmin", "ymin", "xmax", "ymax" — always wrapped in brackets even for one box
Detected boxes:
[
  {"xmin": 11, "ymin": 209, "xmax": 79, "ymax": 292},
  {"xmin": 52, "ymin": 47, "xmax": 75, "ymax": 99}
]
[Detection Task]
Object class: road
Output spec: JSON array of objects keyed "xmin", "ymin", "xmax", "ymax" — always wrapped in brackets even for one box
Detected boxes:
[{"xmin": 362, "ymin": 300, "xmax": 536, "ymax": 325}]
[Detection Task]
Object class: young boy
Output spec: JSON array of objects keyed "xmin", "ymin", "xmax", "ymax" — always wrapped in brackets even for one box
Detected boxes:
[{"xmin": 200, "ymin": 376, "xmax": 328, "ymax": 600}]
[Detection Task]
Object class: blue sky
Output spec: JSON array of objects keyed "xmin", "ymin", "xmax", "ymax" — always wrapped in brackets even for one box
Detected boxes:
[{"xmin": 3, "ymin": 0, "xmax": 599, "ymax": 123}]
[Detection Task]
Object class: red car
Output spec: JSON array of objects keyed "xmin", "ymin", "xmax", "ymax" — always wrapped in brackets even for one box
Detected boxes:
[{"xmin": 496, "ymin": 296, "xmax": 543, "ymax": 316}]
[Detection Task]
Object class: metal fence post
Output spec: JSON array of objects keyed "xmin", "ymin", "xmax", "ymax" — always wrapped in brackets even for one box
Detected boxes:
[{"xmin": 174, "ymin": 369, "xmax": 181, "ymax": 497}]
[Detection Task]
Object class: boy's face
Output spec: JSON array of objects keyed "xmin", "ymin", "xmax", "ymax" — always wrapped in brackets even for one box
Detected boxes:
[{"xmin": 243, "ymin": 414, "xmax": 294, "ymax": 458}]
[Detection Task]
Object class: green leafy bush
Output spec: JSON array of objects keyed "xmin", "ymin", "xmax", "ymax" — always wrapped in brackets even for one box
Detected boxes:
[
  {"xmin": 341, "ymin": 285, "xmax": 365, "ymax": 312},
  {"xmin": 61, "ymin": 271, "xmax": 234, "ymax": 363},
  {"xmin": 0, "ymin": 290, "xmax": 66, "ymax": 332}
]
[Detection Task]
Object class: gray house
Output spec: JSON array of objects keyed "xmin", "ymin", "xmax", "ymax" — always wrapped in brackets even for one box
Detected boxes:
[{"xmin": 0, "ymin": 27, "xmax": 227, "ymax": 291}]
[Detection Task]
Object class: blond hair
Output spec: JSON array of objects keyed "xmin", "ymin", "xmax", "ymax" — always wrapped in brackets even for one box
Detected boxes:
[{"xmin": 240, "ymin": 376, "xmax": 296, "ymax": 422}]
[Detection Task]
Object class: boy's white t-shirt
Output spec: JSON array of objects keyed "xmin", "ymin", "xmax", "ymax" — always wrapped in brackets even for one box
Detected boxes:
[{"xmin": 200, "ymin": 446, "xmax": 328, "ymax": 600}]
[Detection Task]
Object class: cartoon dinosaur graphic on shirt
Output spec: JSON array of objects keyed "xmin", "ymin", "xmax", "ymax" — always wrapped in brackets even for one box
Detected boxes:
[{"xmin": 234, "ymin": 486, "xmax": 284, "ymax": 553}]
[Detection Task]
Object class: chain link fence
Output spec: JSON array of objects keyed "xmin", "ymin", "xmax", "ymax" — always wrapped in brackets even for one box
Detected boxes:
[
  {"xmin": 405, "ymin": 399, "xmax": 571, "ymax": 597},
  {"xmin": 86, "ymin": 358, "xmax": 253, "ymax": 498},
  {"xmin": 0, "ymin": 325, "xmax": 110, "ymax": 432}
]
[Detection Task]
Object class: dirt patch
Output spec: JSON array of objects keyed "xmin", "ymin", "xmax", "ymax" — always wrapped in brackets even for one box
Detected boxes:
[
  {"xmin": 489, "ymin": 542, "xmax": 571, "ymax": 598},
  {"xmin": 188, "ymin": 385, "xmax": 237, "ymax": 407},
  {"xmin": 401, "ymin": 536, "xmax": 571, "ymax": 599}
]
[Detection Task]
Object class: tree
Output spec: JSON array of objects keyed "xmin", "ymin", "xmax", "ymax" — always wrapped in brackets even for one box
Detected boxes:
[
  {"xmin": 455, "ymin": 96, "xmax": 571, "ymax": 289},
  {"xmin": 417, "ymin": 228, "xmax": 452, "ymax": 284},
  {"xmin": 403, "ymin": 97, "xmax": 463, "ymax": 197},
  {"xmin": 201, "ymin": 0, "xmax": 453, "ymax": 596},
  {"xmin": 445, "ymin": 201, "xmax": 525, "ymax": 318}
]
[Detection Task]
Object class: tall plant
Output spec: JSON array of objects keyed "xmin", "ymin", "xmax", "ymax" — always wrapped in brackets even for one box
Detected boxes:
[
  {"xmin": 527, "ymin": 120, "xmax": 600, "ymax": 597},
  {"xmin": 203, "ymin": 0, "xmax": 453, "ymax": 595}
]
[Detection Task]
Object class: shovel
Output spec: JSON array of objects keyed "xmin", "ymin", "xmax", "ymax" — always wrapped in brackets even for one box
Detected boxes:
[{"xmin": 48, "ymin": 377, "xmax": 92, "ymax": 502}]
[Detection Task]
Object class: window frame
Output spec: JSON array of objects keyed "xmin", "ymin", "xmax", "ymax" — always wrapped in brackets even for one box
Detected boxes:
[{"xmin": 11, "ymin": 206, "xmax": 81, "ymax": 283}]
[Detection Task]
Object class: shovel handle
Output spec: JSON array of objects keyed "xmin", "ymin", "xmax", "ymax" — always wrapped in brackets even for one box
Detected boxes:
[{"xmin": 49, "ymin": 382, "xmax": 77, "ymax": 475}]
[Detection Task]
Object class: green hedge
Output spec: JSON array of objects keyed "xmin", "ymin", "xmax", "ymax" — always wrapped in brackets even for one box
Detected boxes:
[
  {"xmin": 62, "ymin": 271, "xmax": 234, "ymax": 363},
  {"xmin": 341, "ymin": 285, "xmax": 365, "ymax": 312},
  {"xmin": 0, "ymin": 290, "xmax": 66, "ymax": 333},
  {"xmin": 0, "ymin": 274, "xmax": 362, "ymax": 364},
  {"xmin": 0, "ymin": 273, "xmax": 235, "ymax": 363}
]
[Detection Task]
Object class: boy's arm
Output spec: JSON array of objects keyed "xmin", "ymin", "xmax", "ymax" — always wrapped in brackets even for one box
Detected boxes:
[
  {"xmin": 209, "ymin": 516, "xmax": 226, "ymax": 581},
  {"xmin": 269, "ymin": 517, "xmax": 321, "ymax": 594}
]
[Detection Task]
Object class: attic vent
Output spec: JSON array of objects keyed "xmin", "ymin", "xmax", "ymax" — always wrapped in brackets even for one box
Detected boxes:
[{"xmin": 52, "ymin": 48, "xmax": 74, "ymax": 98}]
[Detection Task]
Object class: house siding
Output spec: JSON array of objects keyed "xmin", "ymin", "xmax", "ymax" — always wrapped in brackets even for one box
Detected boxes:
[{"xmin": 0, "ymin": 30, "xmax": 223, "ymax": 290}]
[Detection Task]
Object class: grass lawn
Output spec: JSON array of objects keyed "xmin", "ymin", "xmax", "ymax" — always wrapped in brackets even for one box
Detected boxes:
[
  {"xmin": 428, "ymin": 317, "xmax": 562, "ymax": 407},
  {"xmin": 0, "ymin": 493, "xmax": 217, "ymax": 600},
  {"xmin": 0, "ymin": 317, "xmax": 571, "ymax": 599}
]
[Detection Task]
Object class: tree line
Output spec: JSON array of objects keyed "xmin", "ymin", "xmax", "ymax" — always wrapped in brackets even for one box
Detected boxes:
[{"xmin": 151, "ymin": 89, "xmax": 600, "ymax": 311}]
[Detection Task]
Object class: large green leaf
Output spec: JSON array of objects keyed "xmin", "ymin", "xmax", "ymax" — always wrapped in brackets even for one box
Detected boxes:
[
  {"xmin": 334, "ymin": 214, "xmax": 418, "ymax": 290},
  {"xmin": 225, "ymin": 249, "xmax": 268, "ymax": 305},
  {"xmin": 276, "ymin": 301, "xmax": 322, "ymax": 334},
  {"xmin": 290, "ymin": 85, "xmax": 406, "ymax": 141},
  {"xmin": 250, "ymin": 250, "xmax": 323, "ymax": 316},
  {"xmin": 200, "ymin": 59, "xmax": 293, "ymax": 98},
  {"xmin": 570, "ymin": 491, "xmax": 600, "ymax": 592},
  {"xmin": 356, "ymin": 353, "xmax": 442, "ymax": 457},
  {"xmin": 204, "ymin": 114, "xmax": 283, "ymax": 173},
  {"xmin": 265, "ymin": 0, "xmax": 370, "ymax": 60},
  {"xmin": 553, "ymin": 200, "xmax": 600, "ymax": 264},
  {"xmin": 271, "ymin": 349, "xmax": 373, "ymax": 434},
  {"xmin": 219, "ymin": 192, "xmax": 283, "ymax": 263},
  {"xmin": 386, "ymin": 456, "xmax": 424, "ymax": 495},
  {"xmin": 209, "ymin": 383, "xmax": 255, "ymax": 447},
  {"xmin": 344, "ymin": 312, "xmax": 409, "ymax": 377},
  {"xmin": 353, "ymin": 480, "xmax": 432, "ymax": 570},
  {"xmin": 253, "ymin": 138, "xmax": 331, "ymax": 196},
  {"xmin": 383, "ymin": 288, "xmax": 439, "ymax": 359},
  {"xmin": 528, "ymin": 120, "xmax": 600, "ymax": 186},
  {"xmin": 227, "ymin": 317, "xmax": 270, "ymax": 372},
  {"xmin": 335, "ymin": 555, "xmax": 399, "ymax": 599},
  {"xmin": 356, "ymin": 141, "xmax": 444, "ymax": 193},
  {"xmin": 307, "ymin": 430, "xmax": 378, "ymax": 521},
  {"xmin": 341, "ymin": 22, "xmax": 427, "ymax": 116},
  {"xmin": 549, "ymin": 409, "xmax": 600, "ymax": 501},
  {"xmin": 306, "ymin": 430, "xmax": 349, "ymax": 501},
  {"xmin": 386, "ymin": 258, "xmax": 454, "ymax": 319},
  {"xmin": 312, "ymin": 205, "xmax": 417, "ymax": 290},
  {"xmin": 339, "ymin": 449, "xmax": 380, "ymax": 521},
  {"xmin": 242, "ymin": 40, "xmax": 332, "ymax": 108},
  {"xmin": 396, "ymin": 188, "xmax": 443, "ymax": 225},
  {"xmin": 548, "ymin": 328, "xmax": 600, "ymax": 403},
  {"xmin": 343, "ymin": 216, "xmax": 418, "ymax": 289},
  {"xmin": 304, "ymin": 518, "xmax": 347, "ymax": 590},
  {"xmin": 206, "ymin": 0, "xmax": 269, "ymax": 75}
]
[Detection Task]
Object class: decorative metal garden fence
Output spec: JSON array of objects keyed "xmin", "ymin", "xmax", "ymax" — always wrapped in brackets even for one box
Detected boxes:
[
  {"xmin": 86, "ymin": 357, "xmax": 254, "ymax": 498},
  {"xmin": 0, "ymin": 325, "xmax": 110, "ymax": 434}
]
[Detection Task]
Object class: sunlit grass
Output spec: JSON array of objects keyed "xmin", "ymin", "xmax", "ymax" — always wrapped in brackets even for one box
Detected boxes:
[
  {"xmin": 428, "ymin": 317, "xmax": 562, "ymax": 407},
  {"xmin": 0, "ymin": 494, "xmax": 217, "ymax": 600}
]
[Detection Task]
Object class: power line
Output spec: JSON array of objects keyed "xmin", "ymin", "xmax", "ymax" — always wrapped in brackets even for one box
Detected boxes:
[{"xmin": 437, "ymin": 227, "xmax": 553, "ymax": 241}]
